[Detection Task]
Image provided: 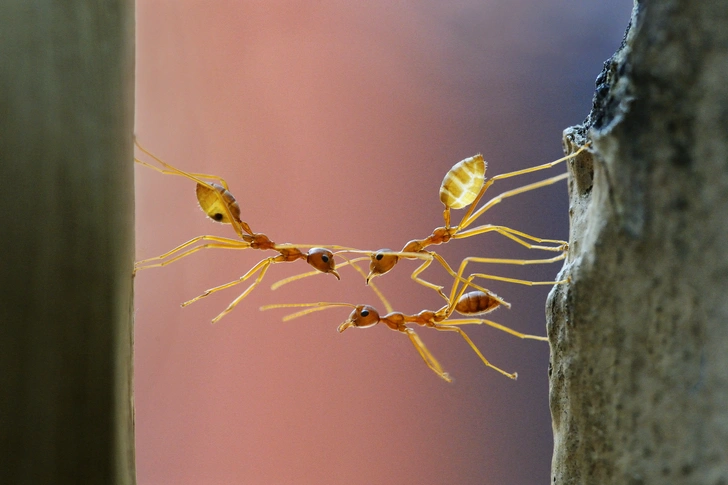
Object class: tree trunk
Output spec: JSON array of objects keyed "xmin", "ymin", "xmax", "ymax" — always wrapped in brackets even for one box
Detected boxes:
[
  {"xmin": 549, "ymin": 1, "xmax": 728, "ymax": 483},
  {"xmin": 0, "ymin": 2, "xmax": 136, "ymax": 484}
]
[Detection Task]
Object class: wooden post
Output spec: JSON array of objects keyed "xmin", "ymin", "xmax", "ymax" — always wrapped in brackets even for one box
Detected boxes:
[
  {"xmin": 549, "ymin": 2, "xmax": 728, "ymax": 483},
  {"xmin": 0, "ymin": 2, "xmax": 136, "ymax": 484}
]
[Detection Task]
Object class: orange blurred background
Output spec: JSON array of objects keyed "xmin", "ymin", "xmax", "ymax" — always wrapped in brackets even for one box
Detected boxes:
[{"xmin": 134, "ymin": 2, "xmax": 631, "ymax": 484}]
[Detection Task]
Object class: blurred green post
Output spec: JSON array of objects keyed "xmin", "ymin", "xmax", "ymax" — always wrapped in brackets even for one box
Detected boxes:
[{"xmin": 0, "ymin": 2, "xmax": 136, "ymax": 484}]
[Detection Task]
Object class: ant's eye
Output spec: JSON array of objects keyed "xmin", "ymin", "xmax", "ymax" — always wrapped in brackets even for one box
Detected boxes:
[
  {"xmin": 376, "ymin": 254, "xmax": 384, "ymax": 261},
  {"xmin": 360, "ymin": 310, "xmax": 369, "ymax": 317},
  {"xmin": 213, "ymin": 213, "xmax": 223, "ymax": 221},
  {"xmin": 321, "ymin": 255, "xmax": 329, "ymax": 263}
]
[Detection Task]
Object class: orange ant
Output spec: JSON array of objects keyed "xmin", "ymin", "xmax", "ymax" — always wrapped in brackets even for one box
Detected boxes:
[
  {"xmin": 134, "ymin": 140, "xmax": 392, "ymax": 322},
  {"xmin": 272, "ymin": 146, "xmax": 590, "ymax": 299},
  {"xmin": 363, "ymin": 147, "xmax": 590, "ymax": 290},
  {"xmin": 261, "ymin": 272, "xmax": 548, "ymax": 382}
]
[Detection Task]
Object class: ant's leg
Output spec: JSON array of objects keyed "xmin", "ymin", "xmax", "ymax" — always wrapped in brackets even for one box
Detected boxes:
[
  {"xmin": 453, "ymin": 225, "xmax": 567, "ymax": 252},
  {"xmin": 433, "ymin": 324, "xmax": 517, "ymax": 380},
  {"xmin": 134, "ymin": 158, "xmax": 168, "ymax": 175},
  {"xmin": 134, "ymin": 236, "xmax": 249, "ymax": 270},
  {"xmin": 401, "ymin": 252, "xmax": 494, "ymax": 303},
  {"xmin": 443, "ymin": 318, "xmax": 548, "ymax": 341},
  {"xmin": 134, "ymin": 140, "xmax": 234, "ymax": 190},
  {"xmin": 404, "ymin": 328, "xmax": 451, "ymax": 382},
  {"xmin": 274, "ymin": 244, "xmax": 361, "ymax": 251},
  {"xmin": 457, "ymin": 144, "xmax": 590, "ymax": 229},
  {"xmin": 459, "ymin": 172, "xmax": 568, "ymax": 230},
  {"xmin": 469, "ymin": 272, "xmax": 569, "ymax": 287},
  {"xmin": 409, "ymin": 252, "xmax": 502, "ymax": 303},
  {"xmin": 487, "ymin": 144, "xmax": 590, "ymax": 183},
  {"xmin": 451, "ymin": 254, "xmax": 567, "ymax": 292},
  {"xmin": 135, "ymin": 158, "xmax": 233, "ymax": 190},
  {"xmin": 409, "ymin": 258, "xmax": 449, "ymax": 301},
  {"xmin": 210, "ymin": 261, "xmax": 277, "ymax": 323},
  {"xmin": 135, "ymin": 242, "xmax": 249, "ymax": 271},
  {"xmin": 181, "ymin": 171, "xmax": 233, "ymax": 191},
  {"xmin": 394, "ymin": 252, "xmax": 508, "ymax": 308},
  {"xmin": 270, "ymin": 268, "xmax": 321, "ymax": 289},
  {"xmin": 181, "ymin": 257, "xmax": 275, "ymax": 308}
]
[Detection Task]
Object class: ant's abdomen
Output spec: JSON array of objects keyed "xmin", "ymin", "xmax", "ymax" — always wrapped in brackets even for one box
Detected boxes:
[
  {"xmin": 439, "ymin": 154, "xmax": 486, "ymax": 210},
  {"xmin": 196, "ymin": 183, "xmax": 241, "ymax": 224},
  {"xmin": 455, "ymin": 290, "xmax": 504, "ymax": 315}
]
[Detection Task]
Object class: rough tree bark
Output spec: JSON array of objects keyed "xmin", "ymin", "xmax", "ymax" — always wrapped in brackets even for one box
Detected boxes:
[
  {"xmin": 549, "ymin": 1, "xmax": 728, "ymax": 484},
  {"xmin": 0, "ymin": 3, "xmax": 136, "ymax": 484}
]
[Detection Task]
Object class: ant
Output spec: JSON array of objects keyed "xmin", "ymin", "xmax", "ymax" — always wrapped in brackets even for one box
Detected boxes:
[
  {"xmin": 134, "ymin": 140, "xmax": 391, "ymax": 322},
  {"xmin": 363, "ymin": 147, "xmax": 590, "ymax": 290},
  {"xmin": 261, "ymin": 271, "xmax": 548, "ymax": 382},
  {"xmin": 271, "ymin": 145, "xmax": 590, "ymax": 299}
]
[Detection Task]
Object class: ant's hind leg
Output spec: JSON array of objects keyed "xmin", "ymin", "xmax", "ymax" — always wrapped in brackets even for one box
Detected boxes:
[
  {"xmin": 451, "ymin": 254, "xmax": 567, "ymax": 293},
  {"xmin": 181, "ymin": 257, "xmax": 274, "ymax": 310},
  {"xmin": 404, "ymin": 328, "xmax": 451, "ymax": 382},
  {"xmin": 469, "ymin": 272, "xmax": 569, "ymax": 287},
  {"xmin": 454, "ymin": 225, "xmax": 567, "ymax": 252},
  {"xmin": 210, "ymin": 262, "xmax": 275, "ymax": 324},
  {"xmin": 443, "ymin": 318, "xmax": 548, "ymax": 341},
  {"xmin": 134, "ymin": 143, "xmax": 232, "ymax": 190},
  {"xmin": 134, "ymin": 236, "xmax": 248, "ymax": 270},
  {"xmin": 433, "ymin": 324, "xmax": 517, "ymax": 380},
  {"xmin": 460, "ymin": 173, "xmax": 568, "ymax": 230},
  {"xmin": 488, "ymin": 144, "xmax": 590, "ymax": 183}
]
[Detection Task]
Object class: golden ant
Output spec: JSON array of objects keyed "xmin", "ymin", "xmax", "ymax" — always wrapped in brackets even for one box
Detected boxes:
[
  {"xmin": 262, "ymin": 271, "xmax": 548, "ymax": 382},
  {"xmin": 134, "ymin": 140, "xmax": 392, "ymax": 322},
  {"xmin": 272, "ymin": 146, "xmax": 590, "ymax": 299}
]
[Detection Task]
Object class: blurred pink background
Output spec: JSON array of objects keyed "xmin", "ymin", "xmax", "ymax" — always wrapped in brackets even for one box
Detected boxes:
[{"xmin": 134, "ymin": 2, "xmax": 631, "ymax": 484}]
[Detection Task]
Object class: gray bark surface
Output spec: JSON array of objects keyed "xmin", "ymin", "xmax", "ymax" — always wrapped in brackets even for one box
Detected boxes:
[
  {"xmin": 0, "ymin": 3, "xmax": 136, "ymax": 484},
  {"xmin": 549, "ymin": 1, "xmax": 728, "ymax": 484}
]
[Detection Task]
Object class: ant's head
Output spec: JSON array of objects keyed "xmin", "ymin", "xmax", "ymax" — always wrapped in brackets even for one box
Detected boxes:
[
  {"xmin": 306, "ymin": 248, "xmax": 340, "ymax": 280},
  {"xmin": 366, "ymin": 250, "xmax": 399, "ymax": 283},
  {"xmin": 338, "ymin": 305, "xmax": 380, "ymax": 332}
]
